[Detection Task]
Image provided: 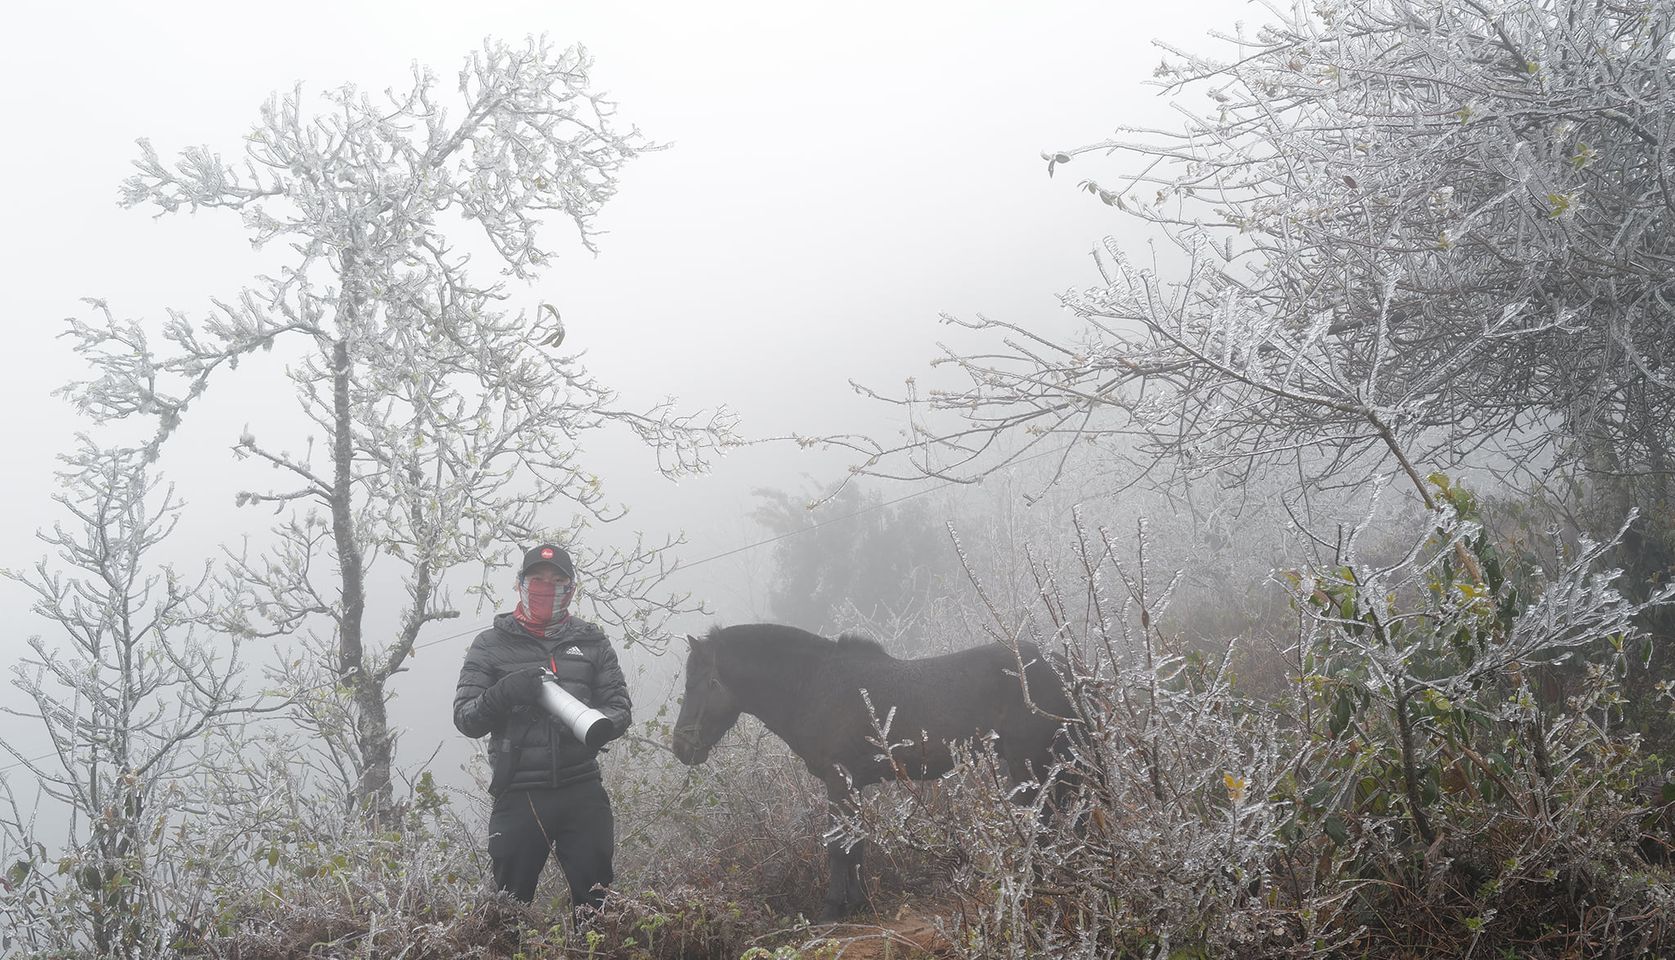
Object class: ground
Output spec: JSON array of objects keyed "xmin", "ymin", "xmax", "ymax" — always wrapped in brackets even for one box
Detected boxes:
[{"xmin": 811, "ymin": 902, "xmax": 954, "ymax": 959}]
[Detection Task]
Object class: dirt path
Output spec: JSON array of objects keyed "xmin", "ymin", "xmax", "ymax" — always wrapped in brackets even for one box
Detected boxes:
[{"xmin": 809, "ymin": 906, "xmax": 955, "ymax": 959}]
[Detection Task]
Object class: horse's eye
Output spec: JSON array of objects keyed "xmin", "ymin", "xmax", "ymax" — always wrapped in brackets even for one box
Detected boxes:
[{"xmin": 710, "ymin": 677, "xmax": 724, "ymax": 690}]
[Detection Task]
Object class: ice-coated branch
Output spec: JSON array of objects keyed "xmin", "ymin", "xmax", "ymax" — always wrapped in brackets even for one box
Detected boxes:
[{"xmin": 835, "ymin": 0, "xmax": 1675, "ymax": 516}]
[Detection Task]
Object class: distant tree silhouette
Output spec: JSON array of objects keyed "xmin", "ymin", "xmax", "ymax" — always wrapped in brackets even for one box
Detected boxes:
[{"xmin": 751, "ymin": 484, "xmax": 958, "ymax": 644}]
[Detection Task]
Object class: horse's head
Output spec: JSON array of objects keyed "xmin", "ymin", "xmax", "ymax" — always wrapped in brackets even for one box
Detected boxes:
[{"xmin": 671, "ymin": 632, "xmax": 742, "ymax": 765}]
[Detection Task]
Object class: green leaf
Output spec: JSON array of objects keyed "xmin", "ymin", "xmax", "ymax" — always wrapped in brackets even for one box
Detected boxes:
[
  {"xmin": 1330, "ymin": 690, "xmax": 1353, "ymax": 737},
  {"xmin": 1305, "ymin": 781, "xmax": 1334, "ymax": 809},
  {"xmin": 1324, "ymin": 814, "xmax": 1348, "ymax": 846}
]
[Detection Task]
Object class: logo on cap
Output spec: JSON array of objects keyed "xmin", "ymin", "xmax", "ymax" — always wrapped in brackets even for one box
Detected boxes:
[{"xmin": 541, "ymin": 548, "xmax": 554, "ymax": 559}]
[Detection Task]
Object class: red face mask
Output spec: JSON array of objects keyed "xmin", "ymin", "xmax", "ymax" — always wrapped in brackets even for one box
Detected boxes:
[{"xmin": 514, "ymin": 578, "xmax": 574, "ymax": 633}]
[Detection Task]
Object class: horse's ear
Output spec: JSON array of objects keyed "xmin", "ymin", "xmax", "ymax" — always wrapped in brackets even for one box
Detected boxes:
[{"xmin": 685, "ymin": 633, "xmax": 704, "ymax": 651}]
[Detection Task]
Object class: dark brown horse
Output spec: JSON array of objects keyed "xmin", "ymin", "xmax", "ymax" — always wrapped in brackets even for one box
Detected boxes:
[{"xmin": 670, "ymin": 623, "xmax": 1075, "ymax": 920}]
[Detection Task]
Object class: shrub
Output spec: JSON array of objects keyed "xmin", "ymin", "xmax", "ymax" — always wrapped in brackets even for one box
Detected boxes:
[{"xmin": 832, "ymin": 491, "xmax": 1675, "ymax": 958}]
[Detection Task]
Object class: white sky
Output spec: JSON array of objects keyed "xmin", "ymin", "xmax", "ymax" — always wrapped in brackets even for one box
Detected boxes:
[{"xmin": 0, "ymin": 0, "xmax": 1260, "ymax": 812}]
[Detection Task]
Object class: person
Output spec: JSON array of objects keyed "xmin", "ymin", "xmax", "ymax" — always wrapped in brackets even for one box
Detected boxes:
[{"xmin": 453, "ymin": 543, "xmax": 632, "ymax": 915}]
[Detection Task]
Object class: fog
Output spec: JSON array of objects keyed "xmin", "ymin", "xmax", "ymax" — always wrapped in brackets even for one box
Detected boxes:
[{"xmin": 1, "ymin": 1, "xmax": 1257, "ymax": 826}]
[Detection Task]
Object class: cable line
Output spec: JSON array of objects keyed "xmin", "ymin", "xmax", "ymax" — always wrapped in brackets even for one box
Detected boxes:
[
  {"xmin": 409, "ymin": 441, "xmax": 1071, "ymax": 654},
  {"xmin": 1, "ymin": 444, "xmax": 1075, "ymax": 775}
]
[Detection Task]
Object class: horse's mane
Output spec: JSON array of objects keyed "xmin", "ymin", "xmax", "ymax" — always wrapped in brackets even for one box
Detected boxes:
[
  {"xmin": 705, "ymin": 623, "xmax": 892, "ymax": 659},
  {"xmin": 836, "ymin": 632, "xmax": 890, "ymax": 656}
]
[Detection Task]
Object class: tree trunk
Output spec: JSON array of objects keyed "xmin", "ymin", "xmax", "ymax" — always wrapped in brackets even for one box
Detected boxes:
[
  {"xmin": 329, "ymin": 334, "xmax": 388, "ymax": 820},
  {"xmin": 1394, "ymin": 685, "xmax": 1437, "ymax": 848},
  {"xmin": 355, "ymin": 678, "xmax": 395, "ymax": 821}
]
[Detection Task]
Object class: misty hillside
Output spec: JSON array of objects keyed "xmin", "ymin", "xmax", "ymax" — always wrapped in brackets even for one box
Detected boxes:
[{"xmin": 5, "ymin": 1, "xmax": 1675, "ymax": 958}]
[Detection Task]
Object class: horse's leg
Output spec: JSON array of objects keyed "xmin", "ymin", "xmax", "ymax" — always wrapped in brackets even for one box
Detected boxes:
[
  {"xmin": 1001, "ymin": 732, "xmax": 1076, "ymax": 829},
  {"xmin": 822, "ymin": 833, "xmax": 864, "ymax": 921},
  {"xmin": 821, "ymin": 778, "xmax": 867, "ymax": 921},
  {"xmin": 998, "ymin": 738, "xmax": 1046, "ymax": 808}
]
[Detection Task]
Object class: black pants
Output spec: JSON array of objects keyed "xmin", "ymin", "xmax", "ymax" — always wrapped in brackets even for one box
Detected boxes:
[{"xmin": 488, "ymin": 778, "xmax": 615, "ymax": 911}]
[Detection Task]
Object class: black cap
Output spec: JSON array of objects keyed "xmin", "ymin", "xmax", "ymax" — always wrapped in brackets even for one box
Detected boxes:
[{"xmin": 519, "ymin": 544, "xmax": 574, "ymax": 579}]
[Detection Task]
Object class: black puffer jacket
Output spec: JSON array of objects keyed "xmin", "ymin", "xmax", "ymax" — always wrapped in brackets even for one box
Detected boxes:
[{"xmin": 453, "ymin": 613, "xmax": 632, "ymax": 794}]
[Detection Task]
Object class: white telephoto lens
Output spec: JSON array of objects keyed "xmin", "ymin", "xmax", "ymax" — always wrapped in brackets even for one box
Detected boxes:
[{"xmin": 538, "ymin": 674, "xmax": 614, "ymax": 749}]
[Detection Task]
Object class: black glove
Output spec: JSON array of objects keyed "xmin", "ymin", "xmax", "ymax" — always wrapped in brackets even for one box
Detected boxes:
[{"xmin": 483, "ymin": 669, "xmax": 546, "ymax": 716}]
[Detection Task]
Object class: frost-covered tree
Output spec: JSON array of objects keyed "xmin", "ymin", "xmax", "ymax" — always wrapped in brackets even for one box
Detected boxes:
[
  {"xmin": 0, "ymin": 442, "xmax": 258, "ymax": 959},
  {"xmin": 841, "ymin": 0, "xmax": 1674, "ymax": 532},
  {"xmin": 59, "ymin": 38, "xmax": 738, "ymax": 818}
]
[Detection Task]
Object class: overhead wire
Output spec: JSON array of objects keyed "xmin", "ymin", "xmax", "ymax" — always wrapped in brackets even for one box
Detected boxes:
[
  {"xmin": 0, "ymin": 441, "xmax": 1080, "ymax": 776},
  {"xmin": 407, "ymin": 440, "xmax": 1073, "ymax": 654}
]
